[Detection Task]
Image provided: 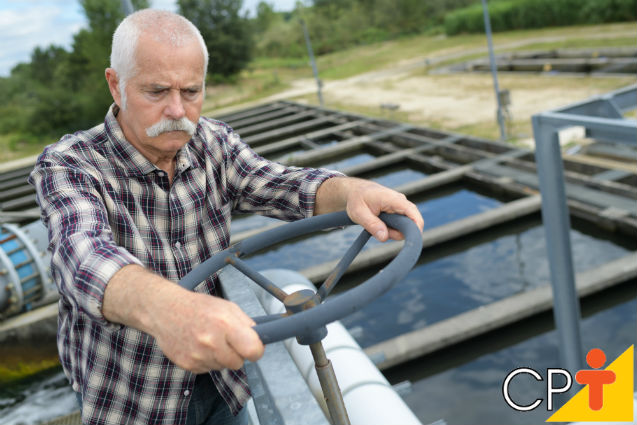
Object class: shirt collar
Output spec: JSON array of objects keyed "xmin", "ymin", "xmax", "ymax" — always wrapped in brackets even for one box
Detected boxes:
[{"xmin": 103, "ymin": 104, "xmax": 196, "ymax": 177}]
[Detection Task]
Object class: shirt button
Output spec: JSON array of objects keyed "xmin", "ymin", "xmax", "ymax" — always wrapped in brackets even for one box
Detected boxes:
[
  {"xmin": 174, "ymin": 241, "xmax": 182, "ymax": 249},
  {"xmin": 184, "ymin": 390, "xmax": 190, "ymax": 396},
  {"xmin": 157, "ymin": 171, "xmax": 165, "ymax": 177}
]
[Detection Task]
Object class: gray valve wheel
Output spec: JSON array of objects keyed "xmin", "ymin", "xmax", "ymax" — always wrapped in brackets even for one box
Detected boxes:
[{"xmin": 178, "ymin": 210, "xmax": 422, "ymax": 344}]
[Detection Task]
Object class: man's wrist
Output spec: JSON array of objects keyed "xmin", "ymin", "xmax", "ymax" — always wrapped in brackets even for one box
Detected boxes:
[
  {"xmin": 102, "ymin": 264, "xmax": 180, "ymax": 336},
  {"xmin": 314, "ymin": 176, "xmax": 350, "ymax": 215}
]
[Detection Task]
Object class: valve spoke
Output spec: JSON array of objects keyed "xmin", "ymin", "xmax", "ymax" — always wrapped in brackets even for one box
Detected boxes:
[
  {"xmin": 252, "ymin": 313, "xmax": 287, "ymax": 324},
  {"xmin": 226, "ymin": 256, "xmax": 288, "ymax": 302},
  {"xmin": 317, "ymin": 229, "xmax": 370, "ymax": 301},
  {"xmin": 178, "ymin": 210, "xmax": 423, "ymax": 346}
]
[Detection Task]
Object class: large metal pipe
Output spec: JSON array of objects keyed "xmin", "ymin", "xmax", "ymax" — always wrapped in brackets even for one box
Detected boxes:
[{"xmin": 0, "ymin": 220, "xmax": 56, "ymax": 317}]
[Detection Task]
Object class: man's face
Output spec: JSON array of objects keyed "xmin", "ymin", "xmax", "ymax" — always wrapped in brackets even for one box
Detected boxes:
[{"xmin": 111, "ymin": 33, "xmax": 205, "ymax": 161}]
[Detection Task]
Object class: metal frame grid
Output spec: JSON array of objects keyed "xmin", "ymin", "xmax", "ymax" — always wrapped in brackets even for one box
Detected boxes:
[{"xmin": 1, "ymin": 89, "xmax": 636, "ymax": 423}]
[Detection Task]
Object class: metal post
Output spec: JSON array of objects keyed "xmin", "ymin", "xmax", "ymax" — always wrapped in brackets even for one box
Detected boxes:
[
  {"xmin": 532, "ymin": 115, "xmax": 583, "ymax": 396},
  {"xmin": 481, "ymin": 0, "xmax": 507, "ymax": 141},
  {"xmin": 300, "ymin": 18, "xmax": 324, "ymax": 107},
  {"xmin": 309, "ymin": 342, "xmax": 351, "ymax": 425}
]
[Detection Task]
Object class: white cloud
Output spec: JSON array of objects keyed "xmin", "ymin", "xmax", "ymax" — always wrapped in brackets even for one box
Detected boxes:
[
  {"xmin": 152, "ymin": 0, "xmax": 300, "ymax": 16},
  {"xmin": 243, "ymin": 0, "xmax": 300, "ymax": 16},
  {"xmin": 0, "ymin": 0, "xmax": 301, "ymax": 77},
  {"xmin": 0, "ymin": 2, "xmax": 86, "ymax": 76},
  {"xmin": 151, "ymin": 0, "xmax": 177, "ymax": 11}
]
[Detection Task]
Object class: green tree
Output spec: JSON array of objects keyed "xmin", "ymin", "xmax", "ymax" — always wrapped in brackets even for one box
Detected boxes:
[
  {"xmin": 67, "ymin": 0, "xmax": 150, "ymax": 128},
  {"xmin": 254, "ymin": 2, "xmax": 276, "ymax": 34},
  {"xmin": 29, "ymin": 46, "xmax": 69, "ymax": 85},
  {"xmin": 25, "ymin": 46, "xmax": 79, "ymax": 135},
  {"xmin": 0, "ymin": 0, "xmax": 151, "ymax": 139},
  {"xmin": 0, "ymin": 64, "xmax": 35, "ymax": 134},
  {"xmin": 177, "ymin": 0, "xmax": 254, "ymax": 79}
]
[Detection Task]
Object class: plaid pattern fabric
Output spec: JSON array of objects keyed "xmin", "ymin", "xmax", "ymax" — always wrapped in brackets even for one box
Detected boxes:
[{"xmin": 29, "ymin": 105, "xmax": 342, "ymax": 425}]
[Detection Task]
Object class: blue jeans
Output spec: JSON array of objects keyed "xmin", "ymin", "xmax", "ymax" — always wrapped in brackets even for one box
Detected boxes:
[
  {"xmin": 186, "ymin": 373, "xmax": 248, "ymax": 425},
  {"xmin": 74, "ymin": 373, "xmax": 247, "ymax": 425}
]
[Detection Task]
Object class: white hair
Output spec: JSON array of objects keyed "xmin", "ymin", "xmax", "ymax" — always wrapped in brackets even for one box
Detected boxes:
[{"xmin": 110, "ymin": 9, "xmax": 209, "ymax": 109}]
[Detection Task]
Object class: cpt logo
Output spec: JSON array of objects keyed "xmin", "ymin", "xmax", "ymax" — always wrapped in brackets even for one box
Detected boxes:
[{"xmin": 502, "ymin": 345, "xmax": 634, "ymax": 422}]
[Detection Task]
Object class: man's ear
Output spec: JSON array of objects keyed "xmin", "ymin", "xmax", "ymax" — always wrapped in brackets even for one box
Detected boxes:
[{"xmin": 105, "ymin": 68, "xmax": 122, "ymax": 107}]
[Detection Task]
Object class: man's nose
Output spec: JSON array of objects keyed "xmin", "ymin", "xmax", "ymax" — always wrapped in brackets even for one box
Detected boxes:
[{"xmin": 164, "ymin": 89, "xmax": 186, "ymax": 119}]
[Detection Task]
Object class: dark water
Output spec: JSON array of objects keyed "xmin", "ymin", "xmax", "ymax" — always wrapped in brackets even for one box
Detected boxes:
[
  {"xmin": 2, "ymin": 178, "xmax": 634, "ymax": 425},
  {"xmin": 391, "ymin": 287, "xmax": 636, "ymax": 425},
  {"xmin": 233, "ymin": 178, "xmax": 636, "ymax": 425},
  {"xmin": 362, "ymin": 165, "xmax": 428, "ymax": 187},
  {"xmin": 317, "ymin": 152, "xmax": 376, "ymax": 170},
  {"xmin": 241, "ymin": 185, "xmax": 504, "ymax": 272},
  {"xmin": 231, "ymin": 213, "xmax": 279, "ymax": 234},
  {"xmin": 339, "ymin": 214, "xmax": 634, "ymax": 347},
  {"xmin": 0, "ymin": 369, "xmax": 77, "ymax": 425},
  {"xmin": 230, "ymin": 167, "xmax": 430, "ymax": 235}
]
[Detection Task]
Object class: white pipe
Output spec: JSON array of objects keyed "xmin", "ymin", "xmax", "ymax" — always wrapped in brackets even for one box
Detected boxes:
[{"xmin": 256, "ymin": 269, "xmax": 421, "ymax": 425}]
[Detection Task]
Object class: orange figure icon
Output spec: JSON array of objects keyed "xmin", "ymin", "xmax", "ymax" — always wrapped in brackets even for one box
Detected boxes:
[{"xmin": 575, "ymin": 348, "xmax": 616, "ymax": 410}]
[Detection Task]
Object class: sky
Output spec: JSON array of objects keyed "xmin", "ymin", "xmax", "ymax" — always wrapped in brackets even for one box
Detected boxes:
[{"xmin": 0, "ymin": 0, "xmax": 300, "ymax": 77}]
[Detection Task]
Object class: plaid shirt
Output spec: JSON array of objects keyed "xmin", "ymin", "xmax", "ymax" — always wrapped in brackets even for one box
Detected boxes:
[{"xmin": 29, "ymin": 105, "xmax": 341, "ymax": 425}]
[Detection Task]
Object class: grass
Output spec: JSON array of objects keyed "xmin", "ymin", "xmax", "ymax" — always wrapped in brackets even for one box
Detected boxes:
[
  {"xmin": 202, "ymin": 21, "xmax": 635, "ymax": 114},
  {"xmin": 201, "ymin": 72, "xmax": 290, "ymax": 115},
  {"xmin": 513, "ymin": 36, "xmax": 637, "ymax": 52},
  {"xmin": 0, "ymin": 133, "xmax": 51, "ymax": 163},
  {"xmin": 312, "ymin": 23, "xmax": 635, "ymax": 80},
  {"xmin": 486, "ymin": 21, "xmax": 635, "ymax": 44}
]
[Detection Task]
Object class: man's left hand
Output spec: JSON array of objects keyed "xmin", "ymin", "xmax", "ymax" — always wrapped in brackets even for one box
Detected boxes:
[{"xmin": 315, "ymin": 177, "xmax": 424, "ymax": 241}]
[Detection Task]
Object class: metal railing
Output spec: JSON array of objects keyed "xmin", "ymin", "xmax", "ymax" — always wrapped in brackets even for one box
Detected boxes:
[{"xmin": 531, "ymin": 84, "xmax": 637, "ymax": 386}]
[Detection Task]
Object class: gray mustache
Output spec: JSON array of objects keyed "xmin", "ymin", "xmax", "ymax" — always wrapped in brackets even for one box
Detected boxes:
[{"xmin": 146, "ymin": 118, "xmax": 197, "ymax": 137}]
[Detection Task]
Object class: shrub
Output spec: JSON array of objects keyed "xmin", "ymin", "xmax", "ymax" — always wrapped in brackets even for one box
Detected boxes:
[{"xmin": 444, "ymin": 0, "xmax": 637, "ymax": 35}]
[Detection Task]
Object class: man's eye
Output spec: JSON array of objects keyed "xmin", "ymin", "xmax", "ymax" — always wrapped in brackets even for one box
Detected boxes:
[{"xmin": 183, "ymin": 89, "xmax": 200, "ymax": 98}]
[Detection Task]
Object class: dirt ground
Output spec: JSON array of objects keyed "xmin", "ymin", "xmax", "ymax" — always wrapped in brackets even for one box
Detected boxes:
[
  {"xmin": 324, "ymin": 73, "xmax": 633, "ymax": 138},
  {"xmin": 248, "ymin": 29, "xmax": 636, "ymax": 144}
]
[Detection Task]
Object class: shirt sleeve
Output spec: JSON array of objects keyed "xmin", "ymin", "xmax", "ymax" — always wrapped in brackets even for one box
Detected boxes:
[
  {"xmin": 220, "ymin": 125, "xmax": 345, "ymax": 221},
  {"xmin": 28, "ymin": 150, "xmax": 143, "ymax": 328}
]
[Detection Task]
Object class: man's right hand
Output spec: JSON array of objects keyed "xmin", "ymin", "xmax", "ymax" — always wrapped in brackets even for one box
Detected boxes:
[
  {"xmin": 103, "ymin": 264, "xmax": 264, "ymax": 372},
  {"xmin": 152, "ymin": 289, "xmax": 264, "ymax": 372}
]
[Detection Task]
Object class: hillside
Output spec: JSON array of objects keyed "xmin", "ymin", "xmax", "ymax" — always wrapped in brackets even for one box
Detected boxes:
[{"xmin": 203, "ymin": 22, "xmax": 635, "ymax": 144}]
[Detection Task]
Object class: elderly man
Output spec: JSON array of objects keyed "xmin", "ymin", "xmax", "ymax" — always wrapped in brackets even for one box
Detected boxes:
[{"xmin": 29, "ymin": 8, "xmax": 423, "ymax": 425}]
